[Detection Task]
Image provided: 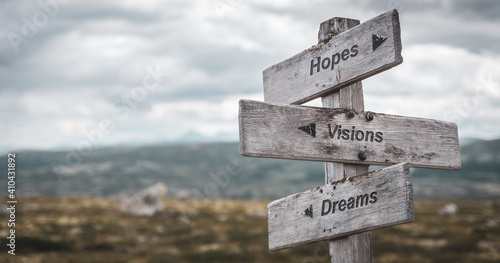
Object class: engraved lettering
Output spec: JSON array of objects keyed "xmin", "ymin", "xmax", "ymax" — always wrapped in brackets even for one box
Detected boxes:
[
  {"xmin": 328, "ymin": 124, "xmax": 338, "ymax": 139},
  {"xmin": 341, "ymin": 49, "xmax": 350, "ymax": 61},
  {"xmin": 328, "ymin": 124, "xmax": 383, "ymax": 143},
  {"xmin": 331, "ymin": 53, "xmax": 341, "ymax": 70},
  {"xmin": 321, "ymin": 199, "xmax": 332, "ymax": 216},
  {"xmin": 310, "ymin": 57, "xmax": 321, "ymax": 76},
  {"xmin": 321, "ymin": 191, "xmax": 379, "ymax": 217},
  {"xmin": 347, "ymin": 197, "xmax": 355, "ymax": 209},
  {"xmin": 341, "ymin": 129, "xmax": 350, "ymax": 140},
  {"xmin": 370, "ymin": 191, "xmax": 378, "ymax": 204},
  {"xmin": 365, "ymin": 131, "xmax": 374, "ymax": 142},
  {"xmin": 331, "ymin": 201, "xmax": 339, "ymax": 214},
  {"xmin": 309, "ymin": 44, "xmax": 359, "ymax": 76},
  {"xmin": 356, "ymin": 194, "xmax": 369, "ymax": 207},
  {"xmin": 355, "ymin": 130, "xmax": 364, "ymax": 141},
  {"xmin": 350, "ymin": 45, "xmax": 359, "ymax": 57},
  {"xmin": 338, "ymin": 199, "xmax": 346, "ymax": 211},
  {"xmin": 321, "ymin": 57, "xmax": 331, "ymax": 70}
]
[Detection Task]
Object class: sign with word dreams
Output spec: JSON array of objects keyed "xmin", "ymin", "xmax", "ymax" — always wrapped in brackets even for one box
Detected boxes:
[
  {"xmin": 239, "ymin": 99, "xmax": 461, "ymax": 170},
  {"xmin": 263, "ymin": 9, "xmax": 402, "ymax": 105},
  {"xmin": 238, "ymin": 9, "xmax": 463, "ymax": 262},
  {"xmin": 268, "ymin": 162, "xmax": 413, "ymax": 250}
]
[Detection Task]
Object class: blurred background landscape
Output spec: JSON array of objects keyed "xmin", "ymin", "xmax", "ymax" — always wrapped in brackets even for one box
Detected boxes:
[
  {"xmin": 0, "ymin": 139, "xmax": 500, "ymax": 262},
  {"xmin": 1, "ymin": 138, "xmax": 500, "ymax": 199},
  {"xmin": 1, "ymin": 0, "xmax": 500, "ymax": 262}
]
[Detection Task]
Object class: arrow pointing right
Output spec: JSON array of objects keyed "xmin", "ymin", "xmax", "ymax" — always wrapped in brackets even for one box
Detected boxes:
[{"xmin": 372, "ymin": 34, "xmax": 387, "ymax": 51}]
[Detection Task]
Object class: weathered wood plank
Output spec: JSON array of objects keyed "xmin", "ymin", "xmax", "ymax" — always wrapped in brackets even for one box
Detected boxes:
[
  {"xmin": 323, "ymin": 76, "xmax": 372, "ymax": 263},
  {"xmin": 239, "ymin": 99, "xmax": 461, "ymax": 170},
  {"xmin": 268, "ymin": 162, "xmax": 414, "ymax": 250},
  {"xmin": 318, "ymin": 17, "xmax": 373, "ymax": 263},
  {"xmin": 263, "ymin": 9, "xmax": 402, "ymax": 105},
  {"xmin": 328, "ymin": 232, "xmax": 372, "ymax": 263}
]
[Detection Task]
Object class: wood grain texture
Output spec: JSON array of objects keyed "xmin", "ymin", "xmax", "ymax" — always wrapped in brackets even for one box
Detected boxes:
[
  {"xmin": 319, "ymin": 19, "xmax": 372, "ymax": 261},
  {"xmin": 239, "ymin": 99, "xmax": 461, "ymax": 170},
  {"xmin": 268, "ymin": 163, "xmax": 414, "ymax": 250},
  {"xmin": 318, "ymin": 17, "xmax": 361, "ymax": 43},
  {"xmin": 263, "ymin": 9, "xmax": 402, "ymax": 105},
  {"xmin": 328, "ymin": 232, "xmax": 372, "ymax": 263}
]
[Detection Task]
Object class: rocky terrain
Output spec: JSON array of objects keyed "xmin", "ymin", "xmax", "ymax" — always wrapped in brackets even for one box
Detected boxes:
[
  {"xmin": 1, "ymin": 139, "xmax": 499, "ymax": 199},
  {"xmin": 0, "ymin": 196, "xmax": 499, "ymax": 263}
]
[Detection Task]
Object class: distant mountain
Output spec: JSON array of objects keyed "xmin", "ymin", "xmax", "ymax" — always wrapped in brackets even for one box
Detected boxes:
[
  {"xmin": 172, "ymin": 131, "xmax": 237, "ymax": 144},
  {"xmin": 0, "ymin": 143, "xmax": 325, "ymax": 199},
  {"xmin": 1, "ymin": 139, "xmax": 499, "ymax": 199},
  {"xmin": 411, "ymin": 138, "xmax": 500, "ymax": 197},
  {"xmin": 459, "ymin": 137, "xmax": 483, "ymax": 146}
]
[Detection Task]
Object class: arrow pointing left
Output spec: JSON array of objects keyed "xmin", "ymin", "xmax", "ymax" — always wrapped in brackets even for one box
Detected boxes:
[{"xmin": 298, "ymin": 123, "xmax": 316, "ymax": 137}]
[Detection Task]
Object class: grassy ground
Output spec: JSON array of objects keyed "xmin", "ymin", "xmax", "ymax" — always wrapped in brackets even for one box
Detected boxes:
[{"xmin": 0, "ymin": 196, "xmax": 499, "ymax": 263}]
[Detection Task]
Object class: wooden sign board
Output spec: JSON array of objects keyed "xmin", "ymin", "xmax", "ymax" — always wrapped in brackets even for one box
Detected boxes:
[
  {"xmin": 268, "ymin": 162, "xmax": 413, "ymax": 250},
  {"xmin": 263, "ymin": 9, "xmax": 402, "ymax": 105},
  {"xmin": 239, "ymin": 100, "xmax": 461, "ymax": 170}
]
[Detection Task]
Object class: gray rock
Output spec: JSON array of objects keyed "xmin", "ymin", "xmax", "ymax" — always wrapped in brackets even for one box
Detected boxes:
[
  {"xmin": 438, "ymin": 203, "xmax": 458, "ymax": 216},
  {"xmin": 122, "ymin": 183, "xmax": 167, "ymax": 216}
]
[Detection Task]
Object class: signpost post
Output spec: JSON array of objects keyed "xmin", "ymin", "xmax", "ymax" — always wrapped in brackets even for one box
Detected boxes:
[
  {"xmin": 239, "ymin": 100, "xmax": 460, "ymax": 170},
  {"xmin": 319, "ymin": 18, "xmax": 375, "ymax": 262},
  {"xmin": 268, "ymin": 162, "xmax": 414, "ymax": 251},
  {"xmin": 263, "ymin": 10, "xmax": 402, "ymax": 105},
  {"xmin": 238, "ymin": 9, "xmax": 461, "ymax": 263}
]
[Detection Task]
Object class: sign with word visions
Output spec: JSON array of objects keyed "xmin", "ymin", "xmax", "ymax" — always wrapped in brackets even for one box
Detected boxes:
[
  {"xmin": 268, "ymin": 162, "xmax": 413, "ymax": 250},
  {"xmin": 239, "ymin": 100, "xmax": 461, "ymax": 170},
  {"xmin": 263, "ymin": 9, "xmax": 402, "ymax": 105}
]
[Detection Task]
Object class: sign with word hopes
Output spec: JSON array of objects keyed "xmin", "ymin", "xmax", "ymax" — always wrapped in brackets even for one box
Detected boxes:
[
  {"xmin": 239, "ymin": 100, "xmax": 460, "ymax": 170},
  {"xmin": 263, "ymin": 9, "xmax": 402, "ymax": 105},
  {"xmin": 268, "ymin": 162, "xmax": 413, "ymax": 250}
]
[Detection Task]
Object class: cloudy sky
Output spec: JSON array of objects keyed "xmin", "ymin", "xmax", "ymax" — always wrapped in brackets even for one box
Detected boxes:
[{"xmin": 1, "ymin": 0, "xmax": 499, "ymax": 153}]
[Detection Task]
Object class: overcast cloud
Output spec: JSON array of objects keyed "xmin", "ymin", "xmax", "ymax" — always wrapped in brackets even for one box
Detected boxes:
[{"xmin": 1, "ymin": 0, "xmax": 499, "ymax": 153}]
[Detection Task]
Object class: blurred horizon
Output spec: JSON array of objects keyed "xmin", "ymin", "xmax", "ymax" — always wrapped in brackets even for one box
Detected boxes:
[
  {"xmin": 2, "ymin": 139, "xmax": 500, "ymax": 199},
  {"xmin": 2, "ymin": 3, "xmax": 500, "ymax": 261},
  {"xmin": 1, "ymin": 0, "xmax": 500, "ymax": 153}
]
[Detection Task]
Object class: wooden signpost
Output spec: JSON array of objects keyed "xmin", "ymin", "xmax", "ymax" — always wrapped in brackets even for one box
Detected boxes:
[
  {"xmin": 263, "ymin": 10, "xmax": 402, "ymax": 105},
  {"xmin": 239, "ymin": 100, "xmax": 461, "ymax": 170},
  {"xmin": 268, "ymin": 162, "xmax": 413, "ymax": 250},
  {"xmin": 238, "ymin": 9, "xmax": 461, "ymax": 263}
]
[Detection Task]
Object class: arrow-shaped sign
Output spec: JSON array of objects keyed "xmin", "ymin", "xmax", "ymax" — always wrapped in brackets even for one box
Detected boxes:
[
  {"xmin": 263, "ymin": 9, "xmax": 402, "ymax": 105},
  {"xmin": 239, "ymin": 100, "xmax": 461, "ymax": 170},
  {"xmin": 268, "ymin": 162, "xmax": 414, "ymax": 250}
]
